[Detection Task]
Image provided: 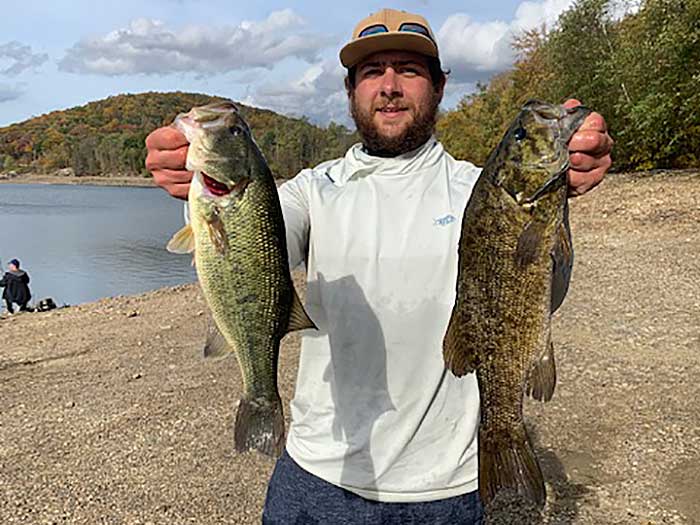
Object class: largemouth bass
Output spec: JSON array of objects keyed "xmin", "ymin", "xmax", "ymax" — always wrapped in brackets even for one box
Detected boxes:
[
  {"xmin": 167, "ymin": 100, "xmax": 315, "ymax": 457},
  {"xmin": 443, "ymin": 100, "xmax": 591, "ymax": 507}
]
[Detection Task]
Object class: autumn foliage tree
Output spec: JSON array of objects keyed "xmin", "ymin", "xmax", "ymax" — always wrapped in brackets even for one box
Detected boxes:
[{"xmin": 0, "ymin": 92, "xmax": 358, "ymax": 179}]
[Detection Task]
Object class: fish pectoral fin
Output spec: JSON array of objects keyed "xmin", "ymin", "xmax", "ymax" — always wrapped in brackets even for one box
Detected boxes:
[
  {"xmin": 203, "ymin": 314, "xmax": 233, "ymax": 358},
  {"xmin": 526, "ymin": 334, "xmax": 557, "ymax": 402},
  {"xmin": 286, "ymin": 288, "xmax": 317, "ymax": 333},
  {"xmin": 206, "ymin": 214, "xmax": 229, "ymax": 256},
  {"xmin": 442, "ymin": 311, "xmax": 479, "ymax": 377},
  {"xmin": 514, "ymin": 220, "xmax": 546, "ymax": 267},
  {"xmin": 166, "ymin": 224, "xmax": 195, "ymax": 254}
]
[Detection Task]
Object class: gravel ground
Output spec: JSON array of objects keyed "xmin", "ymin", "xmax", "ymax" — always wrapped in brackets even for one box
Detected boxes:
[{"xmin": 1, "ymin": 170, "xmax": 698, "ymax": 524}]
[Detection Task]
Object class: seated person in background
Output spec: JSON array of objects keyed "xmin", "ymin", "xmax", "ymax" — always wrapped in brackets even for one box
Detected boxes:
[{"xmin": 0, "ymin": 259, "xmax": 32, "ymax": 314}]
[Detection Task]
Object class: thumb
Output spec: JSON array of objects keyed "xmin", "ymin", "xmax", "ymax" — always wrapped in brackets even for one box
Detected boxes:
[{"xmin": 562, "ymin": 98, "xmax": 582, "ymax": 109}]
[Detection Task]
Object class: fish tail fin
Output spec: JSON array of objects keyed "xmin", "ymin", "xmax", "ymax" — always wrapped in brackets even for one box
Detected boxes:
[
  {"xmin": 479, "ymin": 427, "xmax": 546, "ymax": 508},
  {"xmin": 234, "ymin": 397, "xmax": 285, "ymax": 457},
  {"xmin": 526, "ymin": 339, "xmax": 557, "ymax": 402}
]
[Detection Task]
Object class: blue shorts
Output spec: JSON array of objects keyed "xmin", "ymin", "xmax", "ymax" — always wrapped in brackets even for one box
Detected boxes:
[{"xmin": 262, "ymin": 450, "xmax": 483, "ymax": 524}]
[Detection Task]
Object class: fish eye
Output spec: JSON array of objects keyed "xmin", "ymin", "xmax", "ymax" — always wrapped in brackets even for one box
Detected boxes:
[
  {"xmin": 229, "ymin": 126, "xmax": 244, "ymax": 136},
  {"xmin": 514, "ymin": 127, "xmax": 527, "ymax": 141}
]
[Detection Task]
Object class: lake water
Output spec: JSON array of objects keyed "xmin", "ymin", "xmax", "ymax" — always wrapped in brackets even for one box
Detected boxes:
[{"xmin": 0, "ymin": 184, "xmax": 195, "ymax": 307}]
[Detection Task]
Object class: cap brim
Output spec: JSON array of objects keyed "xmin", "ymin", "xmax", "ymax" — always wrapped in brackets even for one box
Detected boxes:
[{"xmin": 340, "ymin": 33, "xmax": 438, "ymax": 68}]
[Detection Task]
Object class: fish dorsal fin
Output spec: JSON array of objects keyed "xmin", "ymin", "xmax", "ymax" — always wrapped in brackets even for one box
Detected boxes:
[
  {"xmin": 550, "ymin": 204, "xmax": 573, "ymax": 313},
  {"xmin": 167, "ymin": 224, "xmax": 195, "ymax": 254},
  {"xmin": 203, "ymin": 314, "xmax": 233, "ymax": 358},
  {"xmin": 286, "ymin": 288, "xmax": 316, "ymax": 333}
]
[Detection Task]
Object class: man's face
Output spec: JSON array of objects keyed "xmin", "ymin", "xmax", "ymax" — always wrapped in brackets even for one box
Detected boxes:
[{"xmin": 349, "ymin": 50, "xmax": 444, "ymax": 157}]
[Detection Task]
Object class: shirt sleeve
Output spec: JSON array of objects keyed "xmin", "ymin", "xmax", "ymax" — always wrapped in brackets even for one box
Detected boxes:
[{"xmin": 278, "ymin": 172, "xmax": 311, "ymax": 270}]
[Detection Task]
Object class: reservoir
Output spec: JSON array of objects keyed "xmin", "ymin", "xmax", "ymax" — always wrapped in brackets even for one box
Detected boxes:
[{"xmin": 0, "ymin": 183, "xmax": 195, "ymax": 308}]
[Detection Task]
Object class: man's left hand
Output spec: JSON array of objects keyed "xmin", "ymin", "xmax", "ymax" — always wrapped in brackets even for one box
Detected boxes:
[{"xmin": 563, "ymin": 98, "xmax": 613, "ymax": 197}]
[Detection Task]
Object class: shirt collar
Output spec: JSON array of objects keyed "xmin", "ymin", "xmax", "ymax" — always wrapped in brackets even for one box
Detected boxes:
[{"xmin": 331, "ymin": 136, "xmax": 444, "ymax": 183}]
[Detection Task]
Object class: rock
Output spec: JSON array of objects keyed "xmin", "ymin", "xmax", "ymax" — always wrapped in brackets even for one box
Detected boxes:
[{"xmin": 55, "ymin": 167, "xmax": 75, "ymax": 177}]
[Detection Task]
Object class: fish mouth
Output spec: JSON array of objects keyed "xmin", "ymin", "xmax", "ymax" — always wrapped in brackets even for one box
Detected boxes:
[
  {"xmin": 559, "ymin": 104, "xmax": 592, "ymax": 145},
  {"xmin": 525, "ymin": 100, "xmax": 564, "ymax": 120},
  {"xmin": 201, "ymin": 172, "xmax": 232, "ymax": 196},
  {"xmin": 530, "ymin": 105, "xmax": 592, "ymax": 201},
  {"xmin": 524, "ymin": 100, "xmax": 592, "ymax": 146},
  {"xmin": 192, "ymin": 101, "xmax": 239, "ymax": 124},
  {"xmin": 199, "ymin": 172, "xmax": 251, "ymax": 199},
  {"xmin": 517, "ymin": 102, "xmax": 592, "ymax": 204}
]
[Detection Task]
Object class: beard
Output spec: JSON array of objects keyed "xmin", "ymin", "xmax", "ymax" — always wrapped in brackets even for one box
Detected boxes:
[{"xmin": 350, "ymin": 89, "xmax": 441, "ymax": 157}]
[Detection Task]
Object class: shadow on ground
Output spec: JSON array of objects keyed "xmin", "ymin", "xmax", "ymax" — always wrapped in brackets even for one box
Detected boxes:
[{"xmin": 666, "ymin": 452, "xmax": 700, "ymax": 523}]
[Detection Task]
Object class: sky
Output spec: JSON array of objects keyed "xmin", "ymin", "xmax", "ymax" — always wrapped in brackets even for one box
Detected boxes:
[{"xmin": 0, "ymin": 0, "xmax": 583, "ymax": 128}]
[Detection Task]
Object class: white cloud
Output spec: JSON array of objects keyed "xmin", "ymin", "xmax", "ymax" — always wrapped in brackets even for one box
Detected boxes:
[
  {"xmin": 0, "ymin": 83, "xmax": 24, "ymax": 103},
  {"xmin": 512, "ymin": 0, "xmax": 575, "ymax": 30},
  {"xmin": 59, "ymin": 10, "xmax": 335, "ymax": 76},
  {"xmin": 438, "ymin": 0, "xmax": 575, "ymax": 83},
  {"xmin": 603, "ymin": 0, "xmax": 642, "ymax": 22},
  {"xmin": 0, "ymin": 42, "xmax": 48, "ymax": 76},
  {"xmin": 438, "ymin": 15, "xmax": 513, "ymax": 83},
  {"xmin": 242, "ymin": 59, "xmax": 351, "ymax": 126}
]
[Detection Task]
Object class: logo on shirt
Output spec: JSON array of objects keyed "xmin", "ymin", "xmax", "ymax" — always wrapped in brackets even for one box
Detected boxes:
[{"xmin": 433, "ymin": 214, "xmax": 457, "ymax": 227}]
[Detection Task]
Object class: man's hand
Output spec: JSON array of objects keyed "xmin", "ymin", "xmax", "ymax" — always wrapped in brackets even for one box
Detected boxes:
[
  {"xmin": 563, "ymin": 98, "xmax": 613, "ymax": 197},
  {"xmin": 145, "ymin": 126, "xmax": 193, "ymax": 200}
]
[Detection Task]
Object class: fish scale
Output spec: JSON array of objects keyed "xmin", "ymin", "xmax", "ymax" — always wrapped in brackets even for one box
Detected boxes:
[
  {"xmin": 167, "ymin": 100, "xmax": 315, "ymax": 457},
  {"xmin": 192, "ymin": 177, "xmax": 289, "ymax": 398},
  {"xmin": 443, "ymin": 100, "xmax": 590, "ymax": 508}
]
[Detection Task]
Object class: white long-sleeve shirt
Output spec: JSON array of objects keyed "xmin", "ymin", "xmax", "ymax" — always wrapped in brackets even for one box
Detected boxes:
[{"xmin": 279, "ymin": 137, "xmax": 482, "ymax": 502}]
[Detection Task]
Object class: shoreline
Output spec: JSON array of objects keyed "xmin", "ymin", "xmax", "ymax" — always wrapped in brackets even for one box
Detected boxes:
[
  {"xmin": 0, "ymin": 172, "xmax": 292, "ymax": 188},
  {"xmin": 0, "ymin": 173, "xmax": 156, "ymax": 187}
]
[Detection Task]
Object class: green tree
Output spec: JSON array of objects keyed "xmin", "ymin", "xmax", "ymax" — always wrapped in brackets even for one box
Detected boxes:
[{"xmin": 611, "ymin": 0, "xmax": 700, "ymax": 168}]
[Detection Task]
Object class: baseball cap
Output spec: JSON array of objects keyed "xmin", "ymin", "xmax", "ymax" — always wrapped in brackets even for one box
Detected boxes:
[{"xmin": 339, "ymin": 8, "xmax": 439, "ymax": 69}]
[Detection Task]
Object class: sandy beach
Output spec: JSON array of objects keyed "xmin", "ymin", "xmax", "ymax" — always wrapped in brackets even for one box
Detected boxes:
[{"xmin": 1, "ymin": 171, "xmax": 698, "ymax": 524}]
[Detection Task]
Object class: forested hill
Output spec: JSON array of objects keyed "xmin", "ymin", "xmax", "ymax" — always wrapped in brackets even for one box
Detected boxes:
[{"xmin": 0, "ymin": 91, "xmax": 357, "ymax": 179}]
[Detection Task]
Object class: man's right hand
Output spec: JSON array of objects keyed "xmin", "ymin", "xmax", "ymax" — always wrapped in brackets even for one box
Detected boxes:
[{"xmin": 145, "ymin": 126, "xmax": 193, "ymax": 200}]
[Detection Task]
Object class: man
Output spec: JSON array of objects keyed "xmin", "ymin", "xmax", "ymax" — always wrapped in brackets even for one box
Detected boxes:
[
  {"xmin": 146, "ymin": 8, "xmax": 613, "ymax": 524},
  {"xmin": 0, "ymin": 259, "xmax": 31, "ymax": 314}
]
